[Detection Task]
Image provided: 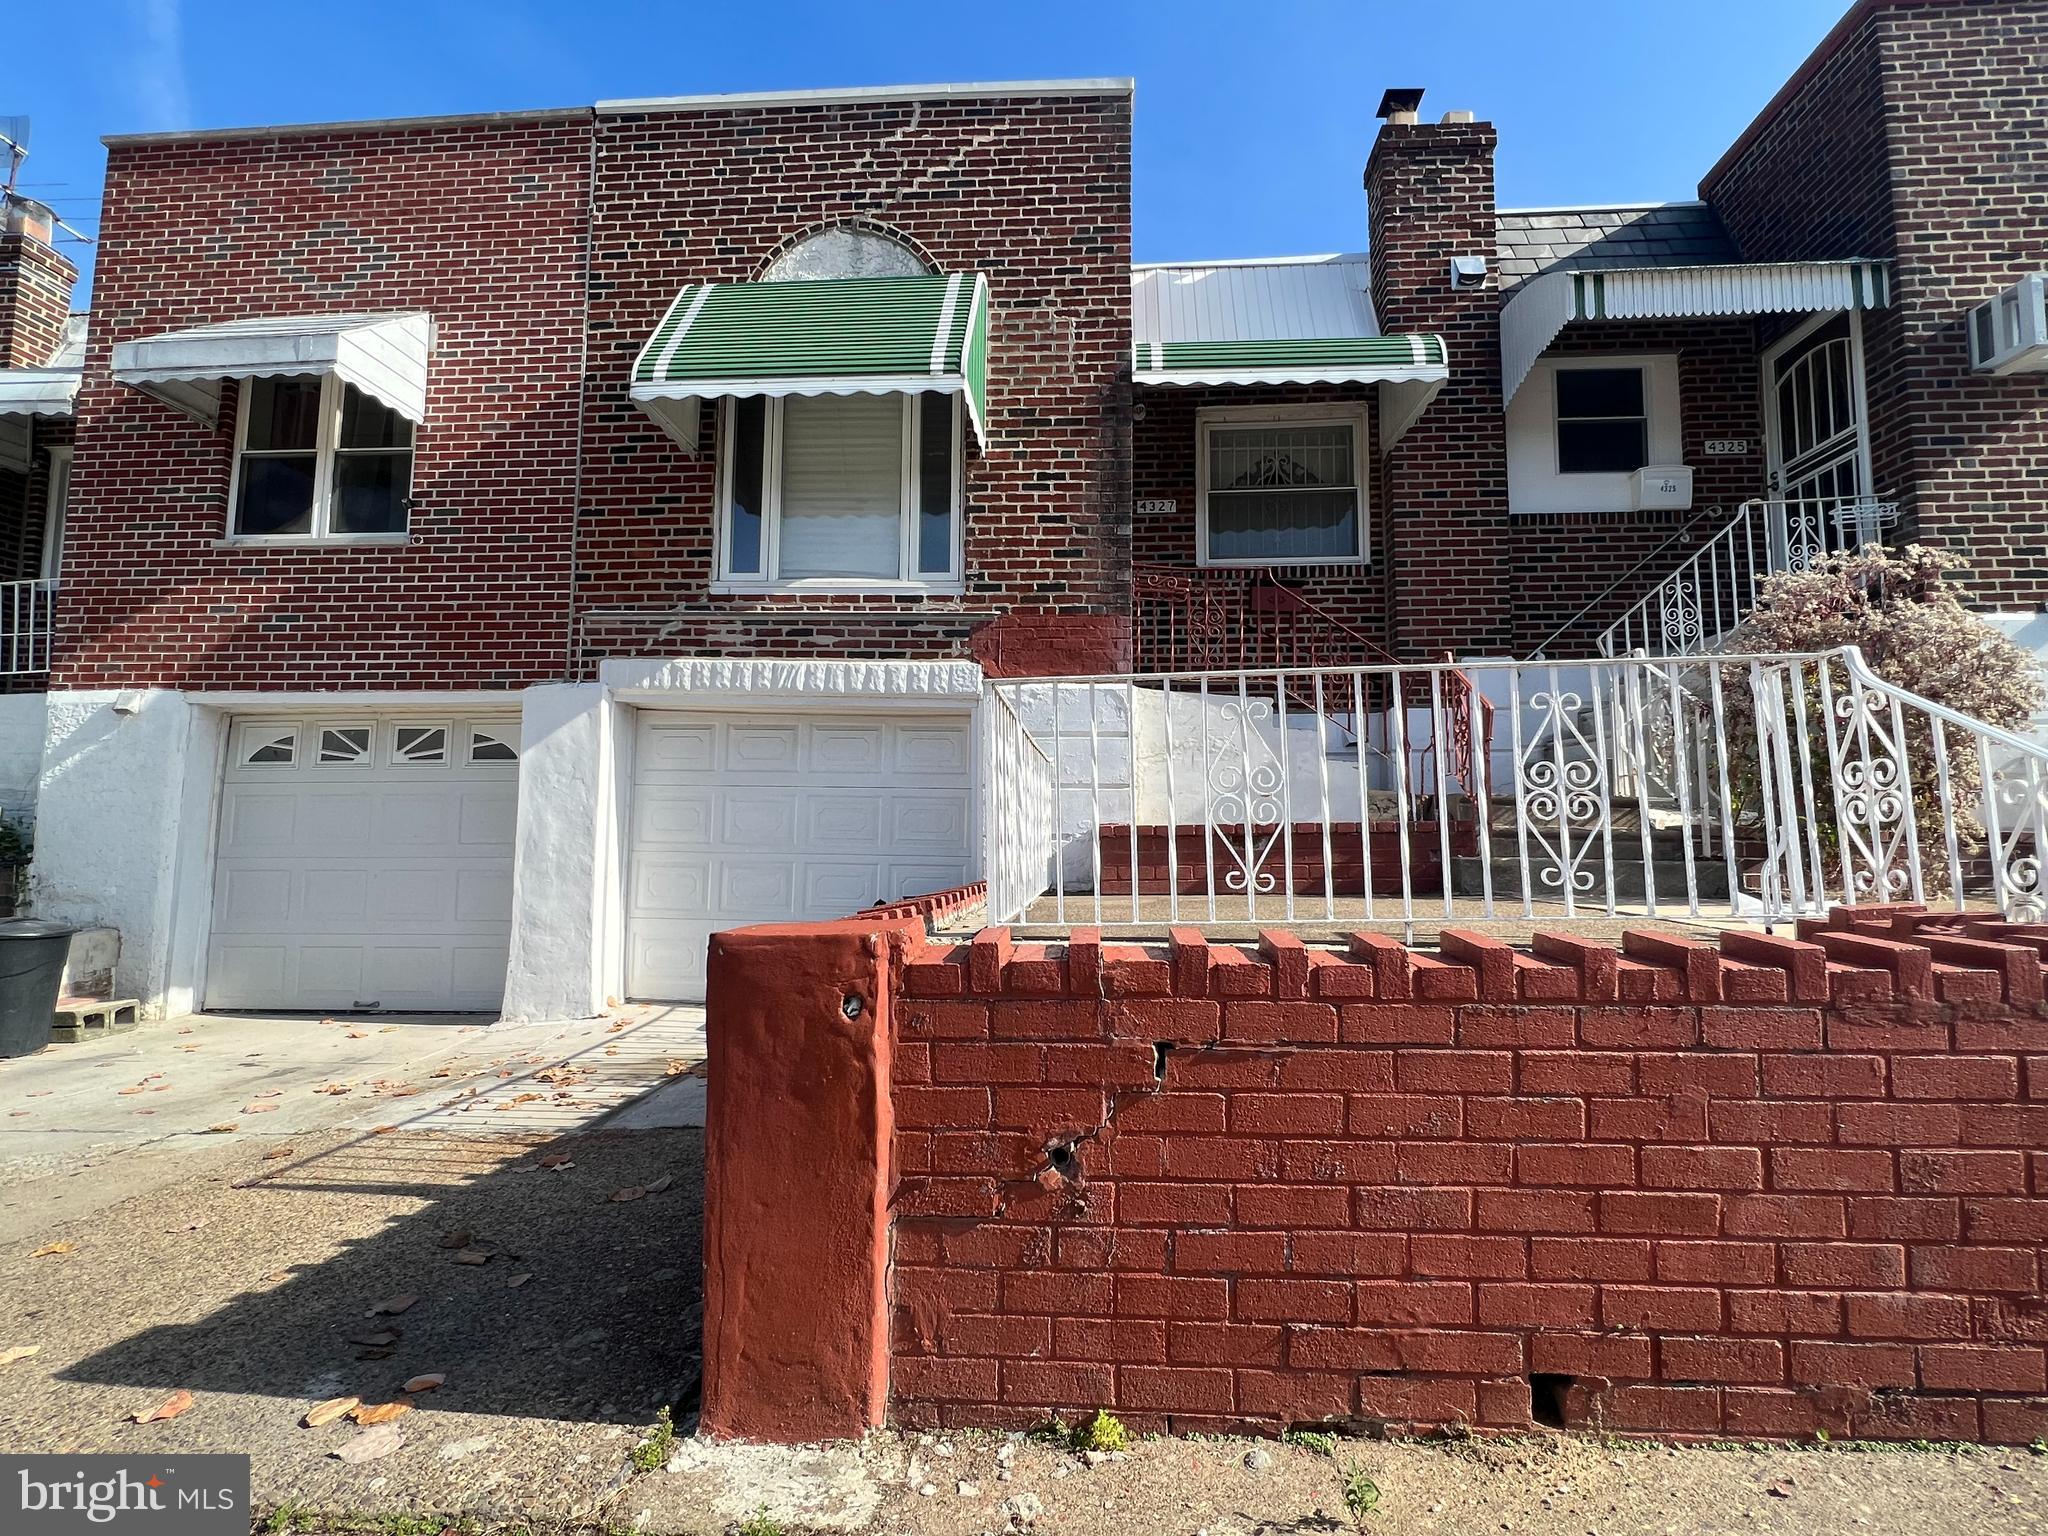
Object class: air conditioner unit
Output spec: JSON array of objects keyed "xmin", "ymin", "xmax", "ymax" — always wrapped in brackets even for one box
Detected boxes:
[
  {"xmin": 1631, "ymin": 464, "xmax": 1694, "ymax": 512},
  {"xmin": 1968, "ymin": 274, "xmax": 2048, "ymax": 374}
]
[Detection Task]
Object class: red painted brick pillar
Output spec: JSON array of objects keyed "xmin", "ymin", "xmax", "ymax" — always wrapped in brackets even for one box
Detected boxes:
[{"xmin": 700, "ymin": 917, "xmax": 916, "ymax": 1441}]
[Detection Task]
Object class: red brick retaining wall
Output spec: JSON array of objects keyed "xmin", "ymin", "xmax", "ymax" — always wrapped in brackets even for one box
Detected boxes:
[
  {"xmin": 880, "ymin": 906, "xmax": 2048, "ymax": 1443},
  {"xmin": 701, "ymin": 901, "xmax": 2048, "ymax": 1443}
]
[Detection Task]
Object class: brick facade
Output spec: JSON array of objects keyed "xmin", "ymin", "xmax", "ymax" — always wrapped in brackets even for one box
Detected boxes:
[
  {"xmin": 871, "ymin": 907, "xmax": 2048, "ymax": 1442},
  {"xmin": 49, "ymin": 89, "xmax": 1132, "ymax": 692},
  {"xmin": 60, "ymin": 114, "xmax": 593, "ymax": 690},
  {"xmin": 1704, "ymin": 0, "xmax": 2048, "ymax": 611},
  {"xmin": 575, "ymin": 92, "xmax": 1134, "ymax": 677}
]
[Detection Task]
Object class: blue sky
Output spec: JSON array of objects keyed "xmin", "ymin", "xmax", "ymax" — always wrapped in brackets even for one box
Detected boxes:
[{"xmin": 17, "ymin": 0, "xmax": 1852, "ymax": 301}]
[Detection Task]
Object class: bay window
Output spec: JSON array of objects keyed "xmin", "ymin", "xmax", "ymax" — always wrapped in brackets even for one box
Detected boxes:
[
  {"xmin": 1195, "ymin": 405, "xmax": 1368, "ymax": 567},
  {"xmin": 717, "ymin": 391, "xmax": 962, "ymax": 589},
  {"xmin": 230, "ymin": 374, "xmax": 415, "ymax": 540}
]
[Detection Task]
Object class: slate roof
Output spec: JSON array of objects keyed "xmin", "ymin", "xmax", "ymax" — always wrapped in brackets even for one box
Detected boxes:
[{"xmin": 1495, "ymin": 203, "xmax": 1739, "ymax": 291}]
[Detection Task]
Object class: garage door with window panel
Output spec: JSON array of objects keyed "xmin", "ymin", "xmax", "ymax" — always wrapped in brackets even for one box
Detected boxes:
[
  {"xmin": 207, "ymin": 716, "xmax": 520, "ymax": 1011},
  {"xmin": 627, "ymin": 711, "xmax": 973, "ymax": 1001}
]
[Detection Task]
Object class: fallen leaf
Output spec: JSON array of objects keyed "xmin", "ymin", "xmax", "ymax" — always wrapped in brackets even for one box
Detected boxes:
[
  {"xmin": 370, "ymin": 1124, "xmax": 397, "ymax": 1134},
  {"xmin": 452, "ymin": 1248, "xmax": 492, "ymax": 1266},
  {"xmin": 610, "ymin": 1186, "xmax": 646, "ymax": 1203},
  {"xmin": 537, "ymin": 1153, "xmax": 574, "ymax": 1169},
  {"xmin": 242, "ymin": 1103, "xmax": 279, "ymax": 1115},
  {"xmin": 664, "ymin": 1059, "xmax": 692, "ymax": 1077},
  {"xmin": 0, "ymin": 1345, "xmax": 40, "ymax": 1365},
  {"xmin": 346, "ymin": 1030, "xmax": 370, "ymax": 1039},
  {"xmin": 131, "ymin": 1390, "xmax": 194, "ymax": 1424},
  {"xmin": 370, "ymin": 1294, "xmax": 418, "ymax": 1316},
  {"xmin": 355, "ymin": 1348, "xmax": 393, "ymax": 1361},
  {"xmin": 253, "ymin": 1090, "xmax": 282, "ymax": 1099},
  {"xmin": 1767, "ymin": 1481, "xmax": 1794, "ymax": 1499},
  {"xmin": 401, "ymin": 1373, "xmax": 445, "ymax": 1394},
  {"xmin": 29, "ymin": 1242, "xmax": 74, "ymax": 1258},
  {"xmin": 607, "ymin": 1020, "xmax": 627, "ymax": 1033},
  {"xmin": 204, "ymin": 1123, "xmax": 238, "ymax": 1134},
  {"xmin": 644, "ymin": 1174, "xmax": 674, "ymax": 1194},
  {"xmin": 116, "ymin": 1085, "xmax": 146, "ymax": 1096},
  {"xmin": 506, "ymin": 1273, "xmax": 532, "ymax": 1289},
  {"xmin": 437, "ymin": 1229, "xmax": 473, "ymax": 1250},
  {"xmin": 378, "ymin": 1026, "xmax": 398, "ymax": 1034},
  {"xmin": 302, "ymin": 1396, "xmax": 360, "ymax": 1428},
  {"xmin": 335, "ymin": 1421, "xmax": 405, "ymax": 1463},
  {"xmin": 263, "ymin": 1145, "xmax": 296, "ymax": 1160},
  {"xmin": 314, "ymin": 1083, "xmax": 352, "ymax": 1096},
  {"xmin": 350, "ymin": 1400, "xmax": 411, "ymax": 1425},
  {"xmin": 348, "ymin": 1329, "xmax": 400, "ymax": 1348}
]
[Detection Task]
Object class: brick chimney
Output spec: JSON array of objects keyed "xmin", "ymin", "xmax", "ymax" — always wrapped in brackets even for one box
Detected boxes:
[
  {"xmin": 0, "ymin": 194, "xmax": 78, "ymax": 368},
  {"xmin": 1364, "ymin": 93, "xmax": 1511, "ymax": 659}
]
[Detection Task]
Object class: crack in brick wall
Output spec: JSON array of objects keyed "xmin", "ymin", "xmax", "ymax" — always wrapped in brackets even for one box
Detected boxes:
[{"xmin": 880, "ymin": 906, "xmax": 2048, "ymax": 1443}]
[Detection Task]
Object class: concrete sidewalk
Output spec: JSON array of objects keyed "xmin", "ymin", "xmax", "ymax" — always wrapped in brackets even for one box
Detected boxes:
[{"xmin": 0, "ymin": 1003, "xmax": 705, "ymax": 1235}]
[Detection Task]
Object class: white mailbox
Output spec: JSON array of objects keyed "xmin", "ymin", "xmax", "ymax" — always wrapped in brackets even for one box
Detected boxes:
[{"xmin": 1631, "ymin": 464, "xmax": 1694, "ymax": 512}]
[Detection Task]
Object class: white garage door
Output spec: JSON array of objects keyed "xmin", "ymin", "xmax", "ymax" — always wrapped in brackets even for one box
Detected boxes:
[
  {"xmin": 206, "ymin": 715, "xmax": 520, "ymax": 1012},
  {"xmin": 627, "ymin": 711, "xmax": 974, "ymax": 1001}
]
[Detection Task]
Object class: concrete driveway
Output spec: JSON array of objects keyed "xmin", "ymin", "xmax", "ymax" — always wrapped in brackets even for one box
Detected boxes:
[{"xmin": 0, "ymin": 1003, "xmax": 707, "ymax": 1234}]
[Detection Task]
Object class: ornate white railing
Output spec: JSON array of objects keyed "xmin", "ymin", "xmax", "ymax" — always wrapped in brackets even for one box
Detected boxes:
[
  {"xmin": 1596, "ymin": 496, "xmax": 1897, "ymax": 659},
  {"xmin": 0, "ymin": 578, "xmax": 55, "ymax": 676},
  {"xmin": 983, "ymin": 647, "xmax": 2048, "ymax": 930}
]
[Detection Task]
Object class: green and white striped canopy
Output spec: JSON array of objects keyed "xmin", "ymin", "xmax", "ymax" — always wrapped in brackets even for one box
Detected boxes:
[
  {"xmin": 631, "ymin": 272, "xmax": 990, "ymax": 452},
  {"xmin": 1133, "ymin": 334, "xmax": 1448, "ymax": 387}
]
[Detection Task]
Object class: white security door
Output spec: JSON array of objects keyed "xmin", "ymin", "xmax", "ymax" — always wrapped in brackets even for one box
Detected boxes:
[
  {"xmin": 627, "ymin": 711, "xmax": 974, "ymax": 1001},
  {"xmin": 206, "ymin": 716, "xmax": 521, "ymax": 1011}
]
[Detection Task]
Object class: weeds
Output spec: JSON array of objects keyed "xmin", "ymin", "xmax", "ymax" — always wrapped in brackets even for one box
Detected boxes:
[
  {"xmin": 630, "ymin": 1406, "xmax": 676, "ymax": 1474},
  {"xmin": 733, "ymin": 1513, "xmax": 785, "ymax": 1536},
  {"xmin": 1283, "ymin": 1428, "xmax": 1338, "ymax": 1458},
  {"xmin": 1339, "ymin": 1460, "xmax": 1380, "ymax": 1532},
  {"xmin": 265, "ymin": 1502, "xmax": 316, "ymax": 1536},
  {"xmin": 1072, "ymin": 1409, "xmax": 1129, "ymax": 1454}
]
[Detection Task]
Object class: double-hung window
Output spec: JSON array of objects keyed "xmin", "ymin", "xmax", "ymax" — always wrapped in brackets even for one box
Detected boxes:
[
  {"xmin": 230, "ymin": 375, "xmax": 415, "ymax": 540},
  {"xmin": 717, "ymin": 392, "xmax": 961, "ymax": 589},
  {"xmin": 1196, "ymin": 406, "xmax": 1368, "ymax": 567}
]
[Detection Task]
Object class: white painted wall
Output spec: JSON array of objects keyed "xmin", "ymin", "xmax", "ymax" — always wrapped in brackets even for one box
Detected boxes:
[
  {"xmin": 0, "ymin": 692, "xmax": 46, "ymax": 824},
  {"xmin": 30, "ymin": 691, "xmax": 219, "ymax": 1016},
  {"xmin": 500, "ymin": 682, "xmax": 620, "ymax": 1023},
  {"xmin": 1505, "ymin": 353, "xmax": 1684, "ymax": 516}
]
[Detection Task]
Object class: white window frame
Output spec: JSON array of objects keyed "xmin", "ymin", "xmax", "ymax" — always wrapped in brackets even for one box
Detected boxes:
[
  {"xmin": 711, "ymin": 392, "xmax": 963, "ymax": 594},
  {"xmin": 1194, "ymin": 402, "xmax": 1371, "ymax": 569},
  {"xmin": 224, "ymin": 373, "xmax": 414, "ymax": 545},
  {"xmin": 1506, "ymin": 353, "xmax": 1682, "ymax": 516},
  {"xmin": 40, "ymin": 443, "xmax": 71, "ymax": 581}
]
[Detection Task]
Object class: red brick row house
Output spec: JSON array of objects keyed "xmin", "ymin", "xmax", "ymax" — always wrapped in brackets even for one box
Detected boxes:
[{"xmin": 0, "ymin": 0, "xmax": 2042, "ymax": 1018}]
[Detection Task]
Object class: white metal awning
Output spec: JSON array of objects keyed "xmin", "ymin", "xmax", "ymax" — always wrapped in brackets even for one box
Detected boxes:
[
  {"xmin": 0, "ymin": 367, "xmax": 80, "ymax": 419},
  {"xmin": 110, "ymin": 312, "xmax": 434, "ymax": 428},
  {"xmin": 1501, "ymin": 259, "xmax": 1892, "ymax": 403}
]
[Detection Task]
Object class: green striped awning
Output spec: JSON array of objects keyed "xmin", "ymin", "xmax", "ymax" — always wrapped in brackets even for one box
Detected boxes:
[
  {"xmin": 1133, "ymin": 334, "xmax": 1448, "ymax": 387},
  {"xmin": 631, "ymin": 272, "xmax": 990, "ymax": 452}
]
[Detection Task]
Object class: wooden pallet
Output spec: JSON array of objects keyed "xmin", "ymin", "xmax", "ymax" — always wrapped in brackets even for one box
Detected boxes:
[{"xmin": 50, "ymin": 998, "xmax": 141, "ymax": 1043}]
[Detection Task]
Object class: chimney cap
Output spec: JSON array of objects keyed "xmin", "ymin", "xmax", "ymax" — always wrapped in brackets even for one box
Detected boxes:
[{"xmin": 1376, "ymin": 88, "xmax": 1426, "ymax": 119}]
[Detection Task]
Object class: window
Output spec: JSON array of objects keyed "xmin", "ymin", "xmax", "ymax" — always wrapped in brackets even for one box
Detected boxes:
[
  {"xmin": 1505, "ymin": 354, "xmax": 1682, "ymax": 516},
  {"xmin": 316, "ymin": 726, "xmax": 371, "ymax": 766},
  {"xmin": 1555, "ymin": 367, "xmax": 1648, "ymax": 474},
  {"xmin": 237, "ymin": 724, "xmax": 298, "ymax": 766},
  {"xmin": 393, "ymin": 725, "xmax": 448, "ymax": 765},
  {"xmin": 1195, "ymin": 407, "xmax": 1367, "ymax": 567},
  {"xmin": 467, "ymin": 725, "xmax": 518, "ymax": 764},
  {"xmin": 717, "ymin": 393, "xmax": 960, "ymax": 588},
  {"xmin": 230, "ymin": 375, "xmax": 414, "ymax": 540}
]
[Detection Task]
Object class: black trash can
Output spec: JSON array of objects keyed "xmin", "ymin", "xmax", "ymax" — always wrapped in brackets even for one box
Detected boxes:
[{"xmin": 0, "ymin": 919, "xmax": 77, "ymax": 1057}]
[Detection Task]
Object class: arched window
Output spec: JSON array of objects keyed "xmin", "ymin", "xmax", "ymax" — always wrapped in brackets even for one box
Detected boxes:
[{"xmin": 760, "ymin": 224, "xmax": 930, "ymax": 282}]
